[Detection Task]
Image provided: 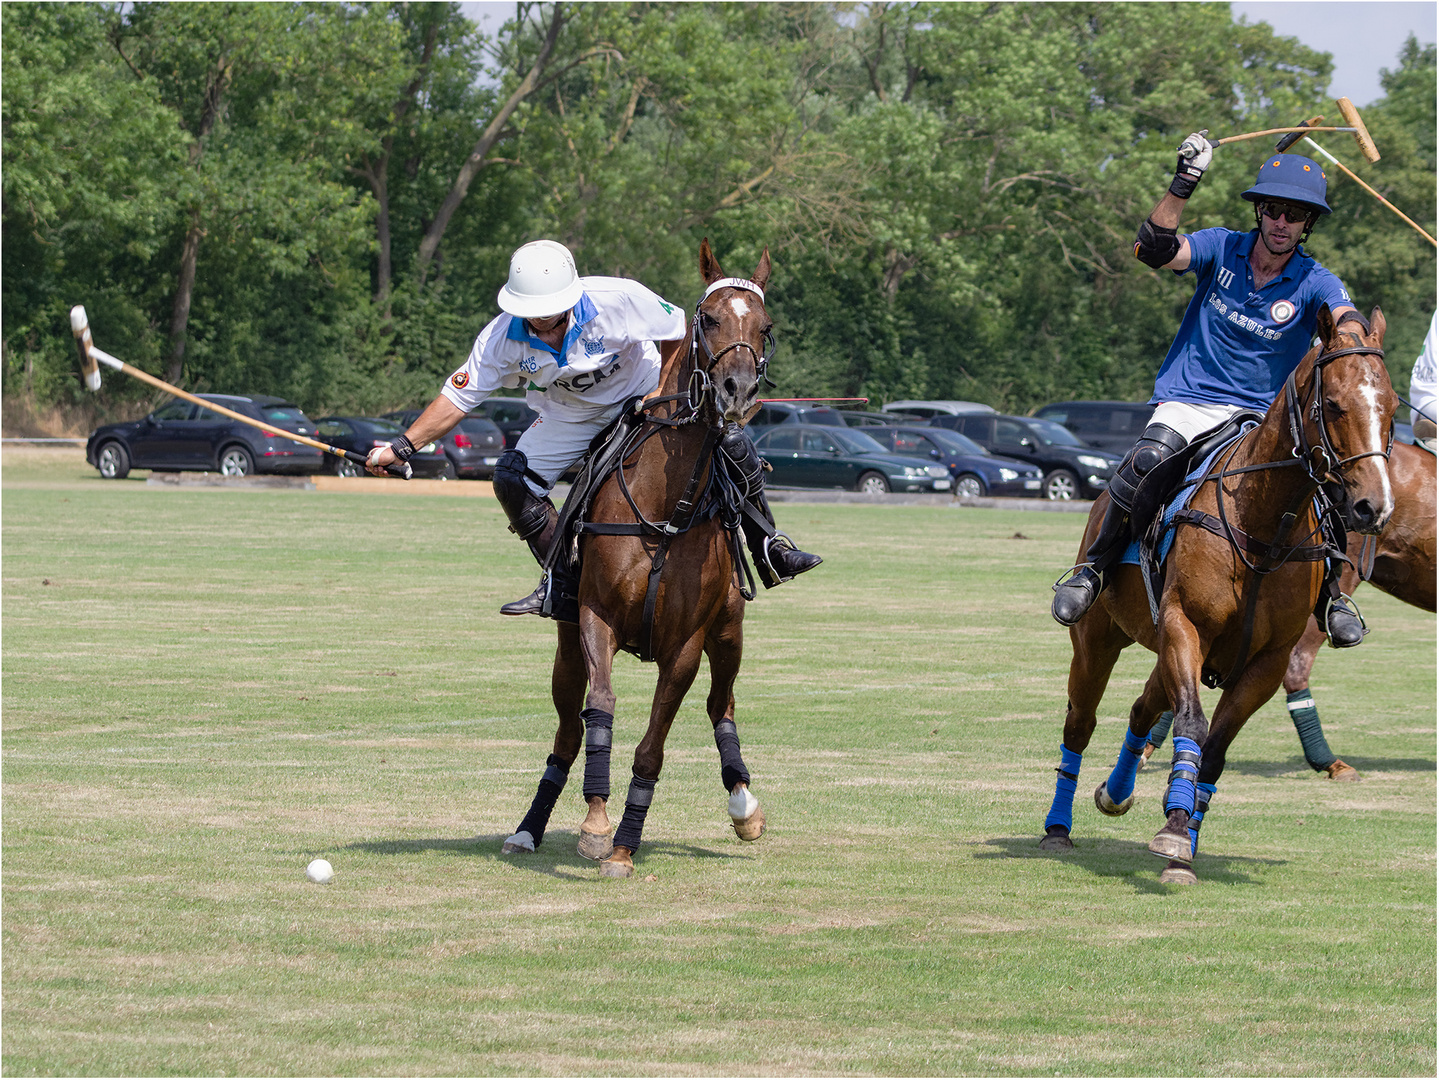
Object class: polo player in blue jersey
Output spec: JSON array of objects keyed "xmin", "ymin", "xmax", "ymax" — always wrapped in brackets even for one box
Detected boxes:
[{"xmin": 1051, "ymin": 133, "xmax": 1369, "ymax": 648}]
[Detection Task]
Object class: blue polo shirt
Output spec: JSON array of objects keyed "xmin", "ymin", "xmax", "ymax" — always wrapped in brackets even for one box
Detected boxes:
[{"xmin": 1150, "ymin": 228, "xmax": 1352, "ymax": 411}]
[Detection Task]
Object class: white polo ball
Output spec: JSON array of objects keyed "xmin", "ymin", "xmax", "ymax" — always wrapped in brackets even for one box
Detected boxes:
[{"xmin": 305, "ymin": 858, "xmax": 334, "ymax": 884}]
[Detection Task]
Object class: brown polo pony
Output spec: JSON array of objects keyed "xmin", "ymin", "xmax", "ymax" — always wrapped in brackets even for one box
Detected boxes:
[
  {"xmin": 1041, "ymin": 306, "xmax": 1397, "ymax": 884},
  {"xmin": 502, "ymin": 240, "xmax": 772, "ymax": 878},
  {"xmin": 1280, "ymin": 439, "xmax": 1436, "ymax": 771}
]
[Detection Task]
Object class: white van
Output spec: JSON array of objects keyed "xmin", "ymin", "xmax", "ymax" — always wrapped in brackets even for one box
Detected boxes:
[{"xmin": 881, "ymin": 400, "xmax": 995, "ymax": 419}]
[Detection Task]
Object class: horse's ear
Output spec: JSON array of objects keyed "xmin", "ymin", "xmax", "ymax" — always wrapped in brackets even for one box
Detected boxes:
[
  {"xmin": 1316, "ymin": 304, "xmax": 1337, "ymax": 343},
  {"xmin": 752, "ymin": 247, "xmax": 771, "ymax": 292},
  {"xmin": 1369, "ymin": 306, "xmax": 1386, "ymax": 344},
  {"xmin": 699, "ymin": 237, "xmax": 724, "ymax": 285}
]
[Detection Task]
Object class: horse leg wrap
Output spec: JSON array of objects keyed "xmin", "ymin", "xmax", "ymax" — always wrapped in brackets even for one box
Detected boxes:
[
  {"xmin": 713, "ymin": 719, "xmax": 751, "ymax": 792},
  {"xmin": 1187, "ymin": 782, "xmax": 1218, "ymax": 858},
  {"xmin": 611, "ymin": 774, "xmax": 656, "ymax": 853},
  {"xmin": 515, "ymin": 754, "xmax": 570, "ymax": 844},
  {"xmin": 1044, "ymin": 744, "xmax": 1083, "ymax": 833},
  {"xmin": 1147, "ymin": 710, "xmax": 1175, "ymax": 751},
  {"xmin": 1103, "ymin": 727, "xmax": 1150, "ymax": 806},
  {"xmin": 1286, "ymin": 688, "xmax": 1336, "ymax": 771},
  {"xmin": 1163, "ymin": 737, "xmax": 1202, "ymax": 817},
  {"xmin": 581, "ymin": 709, "xmax": 613, "ymax": 800}
]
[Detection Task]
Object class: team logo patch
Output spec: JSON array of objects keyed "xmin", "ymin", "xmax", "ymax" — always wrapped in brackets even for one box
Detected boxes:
[
  {"xmin": 520, "ymin": 356, "xmax": 539, "ymax": 373},
  {"xmin": 582, "ymin": 335, "xmax": 606, "ymax": 357},
  {"xmin": 659, "ymin": 300, "xmax": 675, "ymax": 315},
  {"xmin": 1269, "ymin": 299, "xmax": 1296, "ymax": 324},
  {"xmin": 450, "ymin": 371, "xmax": 470, "ymax": 389}
]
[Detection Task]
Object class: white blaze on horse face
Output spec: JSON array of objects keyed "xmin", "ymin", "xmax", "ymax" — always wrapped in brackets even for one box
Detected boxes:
[
  {"xmin": 728, "ymin": 296, "xmax": 750, "ymax": 318},
  {"xmin": 1358, "ymin": 367, "xmax": 1395, "ymax": 518}
]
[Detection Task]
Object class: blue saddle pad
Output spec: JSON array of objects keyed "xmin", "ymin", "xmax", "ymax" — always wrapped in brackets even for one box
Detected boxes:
[{"xmin": 1119, "ymin": 426, "xmax": 1255, "ymax": 568}]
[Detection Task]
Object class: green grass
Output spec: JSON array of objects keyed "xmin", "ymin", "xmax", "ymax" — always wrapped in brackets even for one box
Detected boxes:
[{"xmin": 3, "ymin": 448, "xmax": 1434, "ymax": 1075}]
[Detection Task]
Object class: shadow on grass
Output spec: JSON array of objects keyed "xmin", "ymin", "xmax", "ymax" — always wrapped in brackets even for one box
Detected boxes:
[
  {"xmin": 1216, "ymin": 755, "xmax": 1437, "ymax": 777},
  {"xmin": 344, "ymin": 832, "xmax": 742, "ymax": 879},
  {"xmin": 977, "ymin": 835, "xmax": 1285, "ymax": 891}
]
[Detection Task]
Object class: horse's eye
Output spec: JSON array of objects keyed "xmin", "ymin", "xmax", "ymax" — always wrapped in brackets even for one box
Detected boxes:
[
  {"xmin": 1325, "ymin": 398, "xmax": 1344, "ymax": 417},
  {"xmin": 699, "ymin": 311, "xmax": 719, "ymax": 330}
]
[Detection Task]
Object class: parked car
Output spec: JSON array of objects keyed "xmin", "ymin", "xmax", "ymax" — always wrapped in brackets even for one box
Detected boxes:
[
  {"xmin": 931, "ymin": 413, "xmax": 1122, "ymax": 500},
  {"xmin": 747, "ymin": 401, "xmax": 849, "ymax": 435},
  {"xmin": 864, "ymin": 425, "xmax": 1044, "ymax": 497},
  {"xmin": 880, "ymin": 400, "xmax": 995, "ymax": 419},
  {"xmin": 1032, "ymin": 400, "xmax": 1156, "ymax": 454},
  {"xmin": 841, "ymin": 409, "xmax": 925, "ymax": 427},
  {"xmin": 313, "ymin": 416, "xmax": 455, "ymax": 478},
  {"xmin": 383, "ymin": 409, "xmax": 506, "ymax": 478},
  {"xmin": 86, "ymin": 394, "xmax": 324, "ymax": 479},
  {"xmin": 470, "ymin": 397, "xmax": 539, "ymax": 449},
  {"xmin": 751, "ymin": 424, "xmax": 952, "ymax": 494}
]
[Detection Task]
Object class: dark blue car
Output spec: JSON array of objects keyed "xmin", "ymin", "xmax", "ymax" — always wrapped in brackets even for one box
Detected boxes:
[
  {"xmin": 85, "ymin": 393, "xmax": 324, "ymax": 479},
  {"xmin": 752, "ymin": 424, "xmax": 953, "ymax": 493},
  {"xmin": 865, "ymin": 426, "xmax": 1044, "ymax": 497}
]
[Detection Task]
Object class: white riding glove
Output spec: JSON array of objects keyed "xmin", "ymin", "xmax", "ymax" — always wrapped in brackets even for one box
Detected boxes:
[{"xmin": 1170, "ymin": 130, "xmax": 1213, "ymax": 199}]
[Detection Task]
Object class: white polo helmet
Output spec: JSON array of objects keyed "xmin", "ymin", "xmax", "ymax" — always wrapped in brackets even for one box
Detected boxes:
[{"xmin": 497, "ymin": 240, "xmax": 583, "ymax": 319}]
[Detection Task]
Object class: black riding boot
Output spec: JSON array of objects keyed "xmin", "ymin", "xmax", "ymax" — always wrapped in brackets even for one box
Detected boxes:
[
  {"xmin": 1316, "ymin": 564, "xmax": 1366, "ymax": 648},
  {"xmin": 719, "ymin": 424, "xmax": 822, "ymax": 587},
  {"xmin": 493, "ymin": 448, "xmax": 580, "ymax": 622},
  {"xmin": 499, "ymin": 560, "xmax": 580, "ymax": 623}
]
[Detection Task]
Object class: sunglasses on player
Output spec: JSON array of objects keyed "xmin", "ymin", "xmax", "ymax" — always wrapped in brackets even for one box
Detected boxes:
[{"xmin": 1259, "ymin": 201, "xmax": 1315, "ymax": 225}]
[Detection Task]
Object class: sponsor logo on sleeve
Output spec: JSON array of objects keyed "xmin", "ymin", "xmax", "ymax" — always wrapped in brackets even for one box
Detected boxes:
[
  {"xmin": 451, "ymin": 371, "xmax": 470, "ymax": 389},
  {"xmin": 659, "ymin": 300, "xmax": 675, "ymax": 315},
  {"xmin": 1269, "ymin": 299, "xmax": 1296, "ymax": 324}
]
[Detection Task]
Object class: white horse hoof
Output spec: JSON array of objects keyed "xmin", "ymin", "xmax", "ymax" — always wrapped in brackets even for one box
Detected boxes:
[
  {"xmin": 729, "ymin": 785, "xmax": 764, "ymax": 841},
  {"xmin": 501, "ymin": 830, "xmax": 536, "ymax": 854},
  {"xmin": 1094, "ymin": 782, "xmax": 1135, "ymax": 817}
]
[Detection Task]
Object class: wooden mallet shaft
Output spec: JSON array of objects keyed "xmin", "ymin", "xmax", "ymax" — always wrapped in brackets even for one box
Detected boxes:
[{"xmin": 69, "ymin": 305, "xmax": 412, "ymax": 477}]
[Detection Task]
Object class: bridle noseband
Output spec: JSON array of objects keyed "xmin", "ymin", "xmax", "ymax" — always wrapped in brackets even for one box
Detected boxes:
[{"xmin": 1286, "ymin": 330, "xmax": 1391, "ymax": 487}]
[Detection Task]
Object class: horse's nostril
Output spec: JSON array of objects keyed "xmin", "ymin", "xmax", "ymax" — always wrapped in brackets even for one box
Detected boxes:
[
  {"xmin": 1350, "ymin": 499, "xmax": 1375, "ymax": 526},
  {"xmin": 724, "ymin": 376, "xmax": 738, "ymax": 399}
]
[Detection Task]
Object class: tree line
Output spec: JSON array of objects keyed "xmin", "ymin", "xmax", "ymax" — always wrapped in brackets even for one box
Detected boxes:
[{"xmin": 4, "ymin": 2, "xmax": 1434, "ymax": 429}]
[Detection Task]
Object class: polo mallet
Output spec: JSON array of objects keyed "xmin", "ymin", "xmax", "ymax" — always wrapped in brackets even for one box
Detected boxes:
[
  {"xmin": 1182, "ymin": 97, "xmax": 1383, "ymax": 160},
  {"xmin": 70, "ymin": 305, "xmax": 412, "ymax": 478},
  {"xmin": 1275, "ymin": 109, "xmax": 1436, "ymax": 248}
]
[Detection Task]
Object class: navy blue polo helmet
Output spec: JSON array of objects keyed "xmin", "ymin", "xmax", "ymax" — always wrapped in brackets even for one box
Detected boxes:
[{"xmin": 1241, "ymin": 154, "xmax": 1331, "ymax": 214}]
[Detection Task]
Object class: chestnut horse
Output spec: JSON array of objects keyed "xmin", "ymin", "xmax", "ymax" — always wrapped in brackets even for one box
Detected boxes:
[
  {"xmin": 502, "ymin": 240, "xmax": 772, "ymax": 878},
  {"xmin": 1041, "ymin": 307, "xmax": 1397, "ymax": 884},
  {"xmin": 1279, "ymin": 439, "xmax": 1436, "ymax": 775}
]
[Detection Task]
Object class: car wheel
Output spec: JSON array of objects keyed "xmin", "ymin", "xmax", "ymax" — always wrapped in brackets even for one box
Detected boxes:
[
  {"xmin": 954, "ymin": 473, "xmax": 986, "ymax": 498},
  {"xmin": 856, "ymin": 470, "xmax": 890, "ymax": 494},
  {"xmin": 334, "ymin": 456, "xmax": 362, "ymax": 478},
  {"xmin": 96, "ymin": 441, "xmax": 130, "ymax": 480},
  {"xmin": 219, "ymin": 446, "xmax": 254, "ymax": 477},
  {"xmin": 1043, "ymin": 468, "xmax": 1080, "ymax": 501}
]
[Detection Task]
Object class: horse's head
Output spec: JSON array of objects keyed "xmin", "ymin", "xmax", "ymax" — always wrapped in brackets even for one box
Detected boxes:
[
  {"xmin": 1294, "ymin": 305, "xmax": 1397, "ymax": 534},
  {"xmin": 692, "ymin": 238, "xmax": 773, "ymax": 425}
]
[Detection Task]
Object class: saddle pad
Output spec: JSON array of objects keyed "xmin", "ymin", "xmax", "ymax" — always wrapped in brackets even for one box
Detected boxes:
[{"xmin": 1120, "ymin": 425, "xmax": 1255, "ymax": 568}]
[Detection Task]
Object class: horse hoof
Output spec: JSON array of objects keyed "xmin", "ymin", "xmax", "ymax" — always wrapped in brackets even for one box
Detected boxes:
[
  {"xmin": 1326, "ymin": 759, "xmax": 1361, "ymax": 781},
  {"xmin": 1148, "ymin": 830, "xmax": 1192, "ymax": 863},
  {"xmin": 1038, "ymin": 829, "xmax": 1073, "ymax": 851},
  {"xmin": 1094, "ymin": 782, "xmax": 1135, "ymax": 817},
  {"xmin": 501, "ymin": 830, "xmax": 536, "ymax": 854},
  {"xmin": 598, "ymin": 848, "xmax": 634, "ymax": 878},
  {"xmin": 728, "ymin": 785, "xmax": 764, "ymax": 841},
  {"xmin": 577, "ymin": 830, "xmax": 614, "ymax": 861},
  {"xmin": 1159, "ymin": 861, "xmax": 1198, "ymax": 886}
]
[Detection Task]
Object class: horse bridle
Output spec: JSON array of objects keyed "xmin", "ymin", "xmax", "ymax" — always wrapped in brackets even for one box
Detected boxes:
[
  {"xmin": 1285, "ymin": 330, "xmax": 1391, "ymax": 488},
  {"xmin": 687, "ymin": 276, "xmax": 776, "ymax": 409}
]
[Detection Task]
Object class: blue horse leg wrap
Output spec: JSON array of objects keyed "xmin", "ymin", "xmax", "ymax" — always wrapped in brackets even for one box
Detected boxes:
[
  {"xmin": 1287, "ymin": 688, "xmax": 1336, "ymax": 771},
  {"xmin": 1044, "ymin": 744, "xmax": 1084, "ymax": 832},
  {"xmin": 1186, "ymin": 782, "xmax": 1218, "ymax": 858},
  {"xmin": 713, "ymin": 719, "xmax": 750, "ymax": 792},
  {"xmin": 581, "ymin": 709, "xmax": 613, "ymax": 800},
  {"xmin": 515, "ymin": 754, "xmax": 570, "ymax": 843},
  {"xmin": 1164, "ymin": 736, "xmax": 1202, "ymax": 817},
  {"xmin": 1105, "ymin": 727, "xmax": 1150, "ymax": 804},
  {"xmin": 1147, "ymin": 710, "xmax": 1175, "ymax": 749},
  {"xmin": 612, "ymin": 774, "xmax": 656, "ymax": 852}
]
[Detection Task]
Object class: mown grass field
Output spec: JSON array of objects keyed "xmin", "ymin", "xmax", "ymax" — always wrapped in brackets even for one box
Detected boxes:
[{"xmin": 4, "ymin": 446, "xmax": 1434, "ymax": 1076}]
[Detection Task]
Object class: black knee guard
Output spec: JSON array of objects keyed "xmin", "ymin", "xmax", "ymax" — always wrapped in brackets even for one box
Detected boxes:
[
  {"xmin": 492, "ymin": 449, "xmax": 554, "ymax": 548},
  {"xmin": 1110, "ymin": 423, "xmax": 1187, "ymax": 511},
  {"xmin": 718, "ymin": 423, "xmax": 766, "ymax": 500}
]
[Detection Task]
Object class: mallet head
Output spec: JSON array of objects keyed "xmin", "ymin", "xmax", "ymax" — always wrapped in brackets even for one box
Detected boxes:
[
  {"xmin": 1335, "ymin": 97, "xmax": 1381, "ymax": 163},
  {"xmin": 70, "ymin": 305, "xmax": 101, "ymax": 392}
]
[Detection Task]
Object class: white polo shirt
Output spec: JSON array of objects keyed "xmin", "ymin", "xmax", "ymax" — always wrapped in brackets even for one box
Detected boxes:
[{"xmin": 439, "ymin": 276, "xmax": 687, "ymax": 422}]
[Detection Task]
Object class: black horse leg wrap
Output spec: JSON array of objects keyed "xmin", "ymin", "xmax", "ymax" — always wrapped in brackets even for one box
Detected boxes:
[
  {"xmin": 612, "ymin": 774, "xmax": 656, "ymax": 852},
  {"xmin": 515, "ymin": 754, "xmax": 570, "ymax": 843},
  {"xmin": 581, "ymin": 708, "xmax": 613, "ymax": 800},
  {"xmin": 713, "ymin": 719, "xmax": 750, "ymax": 792}
]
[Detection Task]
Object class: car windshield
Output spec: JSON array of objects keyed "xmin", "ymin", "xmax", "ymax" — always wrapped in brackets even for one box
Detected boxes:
[
  {"xmin": 831, "ymin": 429, "xmax": 887, "ymax": 454},
  {"xmin": 1027, "ymin": 417, "xmax": 1086, "ymax": 447},
  {"xmin": 260, "ymin": 405, "xmax": 310, "ymax": 425},
  {"xmin": 458, "ymin": 418, "xmax": 497, "ymax": 434},
  {"xmin": 361, "ymin": 418, "xmax": 403, "ymax": 434},
  {"xmin": 921, "ymin": 428, "xmax": 989, "ymax": 456}
]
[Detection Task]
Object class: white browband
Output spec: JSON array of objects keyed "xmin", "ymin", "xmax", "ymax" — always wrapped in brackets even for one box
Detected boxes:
[{"xmin": 701, "ymin": 277, "xmax": 764, "ymax": 303}]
